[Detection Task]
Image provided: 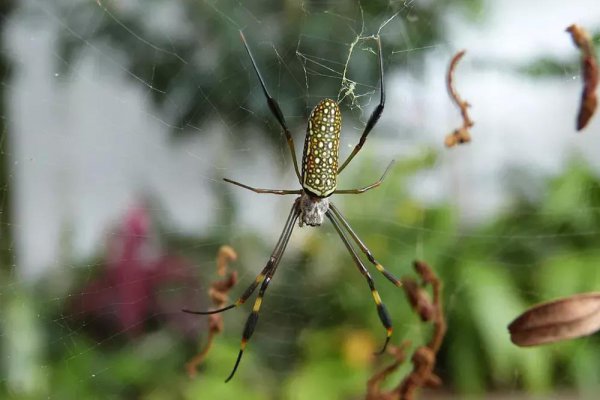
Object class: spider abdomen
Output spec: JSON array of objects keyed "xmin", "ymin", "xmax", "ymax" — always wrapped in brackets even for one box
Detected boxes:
[{"xmin": 301, "ymin": 99, "xmax": 341, "ymax": 197}]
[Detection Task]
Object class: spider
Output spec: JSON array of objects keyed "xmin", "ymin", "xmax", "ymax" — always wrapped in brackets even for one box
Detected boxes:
[{"xmin": 183, "ymin": 31, "xmax": 403, "ymax": 382}]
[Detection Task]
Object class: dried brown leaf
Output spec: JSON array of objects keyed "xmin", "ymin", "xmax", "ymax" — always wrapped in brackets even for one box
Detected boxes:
[
  {"xmin": 445, "ymin": 50, "xmax": 474, "ymax": 147},
  {"xmin": 216, "ymin": 245, "xmax": 238, "ymax": 276},
  {"xmin": 366, "ymin": 341, "xmax": 411, "ymax": 400},
  {"xmin": 508, "ymin": 292, "xmax": 600, "ymax": 346},
  {"xmin": 566, "ymin": 24, "xmax": 598, "ymax": 131},
  {"xmin": 367, "ymin": 261, "xmax": 446, "ymax": 400},
  {"xmin": 402, "ymin": 278, "xmax": 435, "ymax": 322},
  {"xmin": 186, "ymin": 245, "xmax": 238, "ymax": 377}
]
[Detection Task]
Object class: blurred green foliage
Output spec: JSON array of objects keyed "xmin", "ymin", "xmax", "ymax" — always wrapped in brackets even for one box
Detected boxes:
[
  {"xmin": 2, "ymin": 156, "xmax": 600, "ymax": 399},
  {"xmin": 304, "ymin": 155, "xmax": 598, "ymax": 395}
]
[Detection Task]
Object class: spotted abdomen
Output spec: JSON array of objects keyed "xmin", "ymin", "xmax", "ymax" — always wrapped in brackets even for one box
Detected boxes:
[{"xmin": 301, "ymin": 99, "xmax": 341, "ymax": 197}]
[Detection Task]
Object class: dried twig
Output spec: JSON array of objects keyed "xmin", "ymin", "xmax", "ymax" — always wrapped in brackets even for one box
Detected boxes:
[
  {"xmin": 444, "ymin": 50, "xmax": 473, "ymax": 147},
  {"xmin": 509, "ymin": 292, "xmax": 600, "ymax": 347},
  {"xmin": 186, "ymin": 245, "xmax": 238, "ymax": 378},
  {"xmin": 566, "ymin": 24, "xmax": 598, "ymax": 131},
  {"xmin": 366, "ymin": 342, "xmax": 411, "ymax": 400},
  {"xmin": 216, "ymin": 245, "xmax": 237, "ymax": 276},
  {"xmin": 366, "ymin": 261, "xmax": 446, "ymax": 400}
]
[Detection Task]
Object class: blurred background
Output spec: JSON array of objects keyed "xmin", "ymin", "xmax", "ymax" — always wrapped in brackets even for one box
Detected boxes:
[{"xmin": 1, "ymin": 0, "xmax": 600, "ymax": 398}]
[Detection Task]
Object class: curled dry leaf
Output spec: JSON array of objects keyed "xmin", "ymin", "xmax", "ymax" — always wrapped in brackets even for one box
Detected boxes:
[
  {"xmin": 216, "ymin": 244, "xmax": 237, "ymax": 276},
  {"xmin": 186, "ymin": 245, "xmax": 238, "ymax": 377},
  {"xmin": 366, "ymin": 261, "xmax": 446, "ymax": 400},
  {"xmin": 402, "ymin": 278, "xmax": 435, "ymax": 322},
  {"xmin": 508, "ymin": 292, "xmax": 600, "ymax": 347},
  {"xmin": 366, "ymin": 341, "xmax": 411, "ymax": 400},
  {"xmin": 566, "ymin": 24, "xmax": 598, "ymax": 131},
  {"xmin": 398, "ymin": 347, "xmax": 441, "ymax": 399},
  {"xmin": 444, "ymin": 50, "xmax": 473, "ymax": 147},
  {"xmin": 413, "ymin": 260, "xmax": 436, "ymax": 285}
]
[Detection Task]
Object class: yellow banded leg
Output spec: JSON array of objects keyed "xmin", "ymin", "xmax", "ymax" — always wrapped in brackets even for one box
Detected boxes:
[
  {"xmin": 182, "ymin": 264, "xmax": 271, "ymax": 315},
  {"xmin": 326, "ymin": 210, "xmax": 393, "ymax": 354},
  {"xmin": 226, "ymin": 274, "xmax": 273, "ymax": 382},
  {"xmin": 329, "ymin": 203, "xmax": 402, "ymax": 288},
  {"xmin": 224, "ymin": 201, "xmax": 300, "ymax": 381},
  {"xmin": 368, "ymin": 275, "xmax": 393, "ymax": 354},
  {"xmin": 182, "ymin": 201, "xmax": 300, "ymax": 316}
]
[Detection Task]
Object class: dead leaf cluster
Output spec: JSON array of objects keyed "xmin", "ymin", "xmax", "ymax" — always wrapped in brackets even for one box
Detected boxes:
[
  {"xmin": 366, "ymin": 261, "xmax": 446, "ymax": 400},
  {"xmin": 186, "ymin": 245, "xmax": 238, "ymax": 377}
]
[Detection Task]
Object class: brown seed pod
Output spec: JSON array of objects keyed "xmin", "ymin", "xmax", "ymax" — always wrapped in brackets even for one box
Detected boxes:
[{"xmin": 508, "ymin": 292, "xmax": 600, "ymax": 347}]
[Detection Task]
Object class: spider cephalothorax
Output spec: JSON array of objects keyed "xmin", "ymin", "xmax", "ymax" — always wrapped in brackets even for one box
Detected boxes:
[
  {"xmin": 183, "ymin": 31, "xmax": 400, "ymax": 382},
  {"xmin": 299, "ymin": 192, "xmax": 329, "ymax": 227}
]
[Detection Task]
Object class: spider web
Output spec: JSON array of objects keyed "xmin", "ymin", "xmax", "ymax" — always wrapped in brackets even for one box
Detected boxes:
[{"xmin": 1, "ymin": 0, "xmax": 600, "ymax": 398}]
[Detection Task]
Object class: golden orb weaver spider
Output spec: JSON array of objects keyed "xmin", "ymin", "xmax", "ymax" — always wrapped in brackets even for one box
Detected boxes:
[{"xmin": 183, "ymin": 31, "xmax": 402, "ymax": 382}]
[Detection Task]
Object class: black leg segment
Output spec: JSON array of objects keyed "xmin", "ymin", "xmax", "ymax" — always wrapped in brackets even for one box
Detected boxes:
[
  {"xmin": 328, "ymin": 203, "xmax": 403, "ymax": 288},
  {"xmin": 224, "ymin": 202, "xmax": 300, "ymax": 382},
  {"xmin": 240, "ymin": 31, "xmax": 302, "ymax": 182},
  {"xmin": 182, "ymin": 200, "xmax": 300, "ymax": 315},
  {"xmin": 338, "ymin": 36, "xmax": 386, "ymax": 174},
  {"xmin": 326, "ymin": 209, "xmax": 393, "ymax": 354}
]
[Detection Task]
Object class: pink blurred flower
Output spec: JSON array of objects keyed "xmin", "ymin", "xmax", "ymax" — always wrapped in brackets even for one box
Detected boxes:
[{"xmin": 69, "ymin": 201, "xmax": 204, "ymax": 340}]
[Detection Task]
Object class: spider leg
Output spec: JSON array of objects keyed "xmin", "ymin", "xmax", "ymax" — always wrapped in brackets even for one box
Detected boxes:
[
  {"xmin": 226, "ymin": 205, "xmax": 300, "ymax": 382},
  {"xmin": 337, "ymin": 36, "xmax": 385, "ymax": 175},
  {"xmin": 182, "ymin": 200, "xmax": 300, "ymax": 316},
  {"xmin": 329, "ymin": 203, "xmax": 402, "ymax": 288},
  {"xmin": 326, "ymin": 209, "xmax": 393, "ymax": 354},
  {"xmin": 333, "ymin": 160, "xmax": 394, "ymax": 194},
  {"xmin": 223, "ymin": 178, "xmax": 302, "ymax": 195},
  {"xmin": 225, "ymin": 267, "xmax": 274, "ymax": 382},
  {"xmin": 240, "ymin": 31, "xmax": 302, "ymax": 183}
]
